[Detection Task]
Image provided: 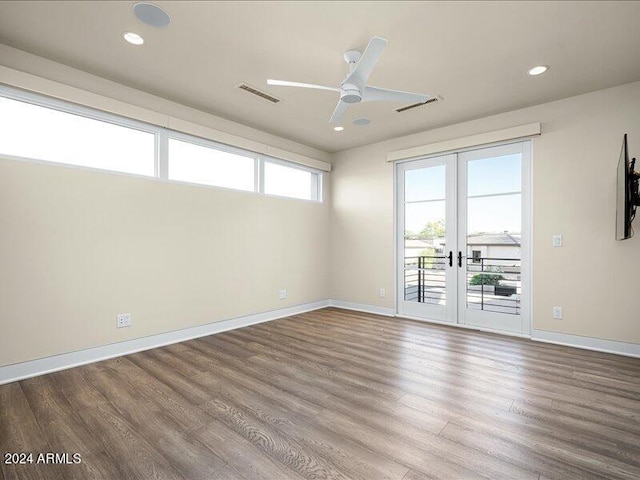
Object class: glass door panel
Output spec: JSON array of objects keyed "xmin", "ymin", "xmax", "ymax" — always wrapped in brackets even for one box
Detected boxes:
[
  {"xmin": 397, "ymin": 155, "xmax": 456, "ymax": 323},
  {"xmin": 458, "ymin": 143, "xmax": 530, "ymax": 334},
  {"xmin": 466, "ymin": 194, "xmax": 521, "ymax": 315}
]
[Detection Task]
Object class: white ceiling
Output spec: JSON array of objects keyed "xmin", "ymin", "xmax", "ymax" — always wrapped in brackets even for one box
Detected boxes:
[{"xmin": 0, "ymin": 1, "xmax": 639, "ymax": 153}]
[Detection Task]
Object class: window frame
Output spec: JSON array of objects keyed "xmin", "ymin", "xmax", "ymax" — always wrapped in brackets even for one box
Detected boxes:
[
  {"xmin": 165, "ymin": 130, "xmax": 259, "ymax": 193},
  {"xmin": 262, "ymin": 156, "xmax": 323, "ymax": 202},
  {"xmin": 0, "ymin": 85, "xmax": 323, "ymax": 202},
  {"xmin": 0, "ymin": 85, "xmax": 161, "ymax": 177}
]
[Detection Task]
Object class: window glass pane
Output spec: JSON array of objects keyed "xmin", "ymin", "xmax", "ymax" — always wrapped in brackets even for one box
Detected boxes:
[
  {"xmin": 404, "ymin": 201, "xmax": 445, "ymax": 239},
  {"xmin": 0, "ymin": 96, "xmax": 155, "ymax": 176},
  {"xmin": 404, "ymin": 200, "xmax": 446, "ymax": 306},
  {"xmin": 264, "ymin": 161, "xmax": 318, "ymax": 200},
  {"xmin": 405, "ymin": 165, "xmax": 445, "ymax": 202},
  {"xmin": 467, "ymin": 193, "xmax": 521, "ymax": 235},
  {"xmin": 467, "ymin": 154, "xmax": 521, "ymax": 197},
  {"xmin": 168, "ymin": 138, "xmax": 255, "ymax": 191}
]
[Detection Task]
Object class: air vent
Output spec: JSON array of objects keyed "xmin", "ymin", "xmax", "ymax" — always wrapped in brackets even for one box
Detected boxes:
[
  {"xmin": 236, "ymin": 83, "xmax": 281, "ymax": 104},
  {"xmin": 396, "ymin": 95, "xmax": 442, "ymax": 113}
]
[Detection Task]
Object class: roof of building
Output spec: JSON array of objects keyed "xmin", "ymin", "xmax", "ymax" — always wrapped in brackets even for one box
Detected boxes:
[
  {"xmin": 467, "ymin": 233, "xmax": 521, "ymax": 246},
  {"xmin": 406, "ymin": 233, "xmax": 520, "ymax": 247}
]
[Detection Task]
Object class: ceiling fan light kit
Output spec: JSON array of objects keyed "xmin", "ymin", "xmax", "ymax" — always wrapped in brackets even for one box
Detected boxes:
[{"xmin": 267, "ymin": 36, "xmax": 433, "ymax": 124}]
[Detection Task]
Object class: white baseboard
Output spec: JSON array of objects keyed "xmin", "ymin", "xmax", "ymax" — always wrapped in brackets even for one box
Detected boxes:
[
  {"xmin": 3, "ymin": 299, "xmax": 638, "ymax": 385},
  {"xmin": 332, "ymin": 301, "xmax": 640, "ymax": 359},
  {"xmin": 0, "ymin": 300, "xmax": 330, "ymax": 385},
  {"xmin": 329, "ymin": 299, "xmax": 395, "ymax": 317},
  {"xmin": 531, "ymin": 329, "xmax": 640, "ymax": 358}
]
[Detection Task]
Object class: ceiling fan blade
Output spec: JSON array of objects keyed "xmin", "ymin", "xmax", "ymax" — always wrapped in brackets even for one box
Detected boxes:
[
  {"xmin": 329, "ymin": 100, "xmax": 349, "ymax": 124},
  {"xmin": 267, "ymin": 79, "xmax": 340, "ymax": 92},
  {"xmin": 362, "ymin": 86, "xmax": 431, "ymax": 104},
  {"xmin": 344, "ymin": 37, "xmax": 388, "ymax": 87}
]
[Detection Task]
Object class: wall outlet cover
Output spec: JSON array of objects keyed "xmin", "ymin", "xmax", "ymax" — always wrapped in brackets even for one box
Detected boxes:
[
  {"xmin": 279, "ymin": 289, "xmax": 287, "ymax": 300},
  {"xmin": 117, "ymin": 313, "xmax": 132, "ymax": 328}
]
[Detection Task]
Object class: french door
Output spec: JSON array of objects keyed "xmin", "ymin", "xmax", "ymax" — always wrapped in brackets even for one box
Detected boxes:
[{"xmin": 396, "ymin": 141, "xmax": 530, "ymax": 335}]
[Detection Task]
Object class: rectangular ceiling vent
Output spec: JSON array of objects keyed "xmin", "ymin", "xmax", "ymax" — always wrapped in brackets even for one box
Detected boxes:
[
  {"xmin": 396, "ymin": 95, "xmax": 442, "ymax": 113},
  {"xmin": 236, "ymin": 83, "xmax": 281, "ymax": 104}
]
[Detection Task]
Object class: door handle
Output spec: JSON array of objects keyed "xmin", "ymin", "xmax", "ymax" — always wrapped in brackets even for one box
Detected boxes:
[
  {"xmin": 448, "ymin": 251, "xmax": 453, "ymax": 267},
  {"xmin": 458, "ymin": 251, "xmax": 463, "ymax": 267}
]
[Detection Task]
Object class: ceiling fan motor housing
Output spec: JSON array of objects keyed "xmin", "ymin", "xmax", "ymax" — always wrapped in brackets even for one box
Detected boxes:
[{"xmin": 340, "ymin": 83, "xmax": 361, "ymax": 103}]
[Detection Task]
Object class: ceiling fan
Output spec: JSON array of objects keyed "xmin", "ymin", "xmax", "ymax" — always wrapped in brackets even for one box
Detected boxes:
[{"xmin": 267, "ymin": 36, "xmax": 432, "ymax": 124}]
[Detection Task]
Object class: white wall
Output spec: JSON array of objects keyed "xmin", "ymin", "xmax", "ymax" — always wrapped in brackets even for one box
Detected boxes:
[
  {"xmin": 331, "ymin": 81, "xmax": 640, "ymax": 345},
  {"xmin": 0, "ymin": 159, "xmax": 330, "ymax": 367}
]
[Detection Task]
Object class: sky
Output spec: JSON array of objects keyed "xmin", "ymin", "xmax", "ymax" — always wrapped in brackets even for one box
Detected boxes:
[{"xmin": 405, "ymin": 154, "xmax": 522, "ymax": 235}]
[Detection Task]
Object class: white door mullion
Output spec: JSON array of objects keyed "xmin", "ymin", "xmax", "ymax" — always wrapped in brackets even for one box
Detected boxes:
[
  {"xmin": 456, "ymin": 151, "xmax": 468, "ymax": 326},
  {"xmin": 446, "ymin": 154, "xmax": 459, "ymax": 325}
]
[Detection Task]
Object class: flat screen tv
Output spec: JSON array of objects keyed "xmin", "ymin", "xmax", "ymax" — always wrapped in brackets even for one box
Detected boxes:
[{"xmin": 616, "ymin": 134, "xmax": 639, "ymax": 240}]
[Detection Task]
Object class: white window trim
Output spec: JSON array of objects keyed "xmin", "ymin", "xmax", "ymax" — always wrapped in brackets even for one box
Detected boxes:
[
  {"xmin": 0, "ymin": 83, "xmax": 159, "ymax": 136},
  {"xmin": 167, "ymin": 129, "xmax": 262, "ymax": 165},
  {"xmin": 387, "ymin": 123, "xmax": 541, "ymax": 163}
]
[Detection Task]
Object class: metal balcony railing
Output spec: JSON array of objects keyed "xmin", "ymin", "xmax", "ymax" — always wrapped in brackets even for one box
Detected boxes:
[
  {"xmin": 404, "ymin": 255, "xmax": 521, "ymax": 315},
  {"xmin": 466, "ymin": 256, "xmax": 521, "ymax": 315},
  {"xmin": 404, "ymin": 255, "xmax": 447, "ymax": 305}
]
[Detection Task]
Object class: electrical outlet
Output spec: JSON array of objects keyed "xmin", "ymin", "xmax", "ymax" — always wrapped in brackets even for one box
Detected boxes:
[
  {"xmin": 279, "ymin": 289, "xmax": 287, "ymax": 300},
  {"xmin": 116, "ymin": 313, "xmax": 132, "ymax": 328},
  {"xmin": 379, "ymin": 288, "xmax": 386, "ymax": 298},
  {"xmin": 552, "ymin": 307, "xmax": 563, "ymax": 320}
]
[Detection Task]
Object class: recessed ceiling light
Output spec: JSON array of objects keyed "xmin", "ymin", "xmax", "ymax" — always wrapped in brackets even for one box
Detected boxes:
[
  {"xmin": 123, "ymin": 32, "xmax": 144, "ymax": 46},
  {"xmin": 133, "ymin": 3, "xmax": 171, "ymax": 28},
  {"xmin": 353, "ymin": 118, "xmax": 370, "ymax": 126},
  {"xmin": 528, "ymin": 65, "xmax": 549, "ymax": 76},
  {"xmin": 333, "ymin": 126, "xmax": 344, "ymax": 132}
]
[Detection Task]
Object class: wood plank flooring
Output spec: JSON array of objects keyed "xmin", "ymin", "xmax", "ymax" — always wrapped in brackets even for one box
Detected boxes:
[{"xmin": 1, "ymin": 307, "xmax": 640, "ymax": 480}]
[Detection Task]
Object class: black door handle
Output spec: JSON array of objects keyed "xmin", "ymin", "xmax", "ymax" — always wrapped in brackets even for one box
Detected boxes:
[
  {"xmin": 448, "ymin": 251, "xmax": 453, "ymax": 267},
  {"xmin": 458, "ymin": 251, "xmax": 463, "ymax": 267}
]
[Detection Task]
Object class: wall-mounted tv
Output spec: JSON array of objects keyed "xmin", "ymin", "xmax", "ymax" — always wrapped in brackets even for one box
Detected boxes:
[{"xmin": 616, "ymin": 134, "xmax": 639, "ymax": 240}]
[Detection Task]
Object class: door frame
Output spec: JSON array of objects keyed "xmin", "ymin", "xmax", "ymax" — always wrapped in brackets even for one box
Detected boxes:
[{"xmin": 394, "ymin": 139, "xmax": 533, "ymax": 338}]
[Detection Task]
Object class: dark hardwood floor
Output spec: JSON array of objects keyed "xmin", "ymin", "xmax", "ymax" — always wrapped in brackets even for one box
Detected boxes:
[{"xmin": 1, "ymin": 307, "xmax": 640, "ymax": 480}]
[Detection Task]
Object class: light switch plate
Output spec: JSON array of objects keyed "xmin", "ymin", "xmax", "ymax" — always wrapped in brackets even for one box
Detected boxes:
[{"xmin": 552, "ymin": 235, "xmax": 563, "ymax": 247}]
